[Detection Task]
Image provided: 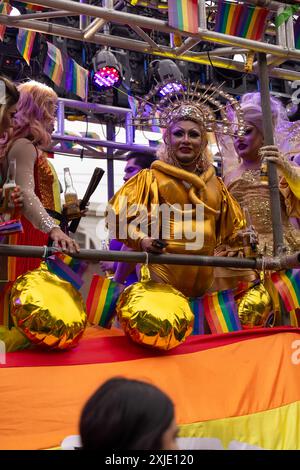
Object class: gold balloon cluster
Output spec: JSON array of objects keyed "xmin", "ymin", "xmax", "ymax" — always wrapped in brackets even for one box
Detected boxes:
[
  {"xmin": 116, "ymin": 265, "xmax": 194, "ymax": 350},
  {"xmin": 10, "ymin": 263, "xmax": 87, "ymax": 350}
]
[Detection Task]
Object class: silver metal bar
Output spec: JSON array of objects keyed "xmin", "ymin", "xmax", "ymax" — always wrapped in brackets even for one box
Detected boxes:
[
  {"xmin": 276, "ymin": 6, "xmax": 287, "ymax": 47},
  {"xmin": 130, "ymin": 24, "xmax": 160, "ymax": 50},
  {"xmin": 286, "ymin": 15, "xmax": 295, "ymax": 49},
  {"xmin": 1, "ymin": 16, "xmax": 300, "ymax": 81},
  {"xmin": 125, "ymin": 112, "xmax": 134, "ymax": 146},
  {"xmin": 0, "ymin": 244, "xmax": 299, "ymax": 270},
  {"xmin": 83, "ymin": 18, "xmax": 107, "ymax": 40},
  {"xmin": 56, "ymin": 100, "xmax": 65, "ymax": 135},
  {"xmin": 59, "ymin": 98, "xmax": 129, "ymax": 116},
  {"xmin": 198, "ymin": 0, "xmax": 207, "ymax": 30},
  {"xmin": 79, "ymin": 0, "xmax": 89, "ymax": 31},
  {"xmin": 21, "ymin": 0, "xmax": 300, "ymax": 59},
  {"xmin": 8, "ymin": 10, "xmax": 73, "ymax": 21},
  {"xmin": 52, "ymin": 133, "xmax": 156, "ymax": 153},
  {"xmin": 175, "ymin": 38, "xmax": 200, "ymax": 56}
]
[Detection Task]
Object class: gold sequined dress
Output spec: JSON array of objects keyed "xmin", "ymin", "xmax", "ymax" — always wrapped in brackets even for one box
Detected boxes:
[
  {"xmin": 108, "ymin": 160, "xmax": 245, "ymax": 298},
  {"xmin": 213, "ymin": 169, "xmax": 300, "ymax": 291}
]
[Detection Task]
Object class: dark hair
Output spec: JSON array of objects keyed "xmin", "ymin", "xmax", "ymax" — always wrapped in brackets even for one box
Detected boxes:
[
  {"xmin": 80, "ymin": 377, "xmax": 174, "ymax": 450},
  {"xmin": 126, "ymin": 151, "xmax": 157, "ymax": 169}
]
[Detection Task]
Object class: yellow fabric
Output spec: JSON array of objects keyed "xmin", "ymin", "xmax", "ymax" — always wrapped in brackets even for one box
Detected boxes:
[
  {"xmin": 179, "ymin": 401, "xmax": 300, "ymax": 450},
  {"xmin": 108, "ymin": 162, "xmax": 245, "ymax": 297},
  {"xmin": 280, "ymin": 174, "xmax": 300, "ymax": 216}
]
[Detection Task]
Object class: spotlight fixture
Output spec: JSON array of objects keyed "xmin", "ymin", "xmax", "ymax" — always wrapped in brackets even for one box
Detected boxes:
[
  {"xmin": 149, "ymin": 59, "xmax": 183, "ymax": 96},
  {"xmin": 92, "ymin": 50, "xmax": 123, "ymax": 89}
]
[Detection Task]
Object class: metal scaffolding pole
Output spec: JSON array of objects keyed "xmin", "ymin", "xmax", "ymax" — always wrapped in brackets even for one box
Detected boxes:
[
  {"xmin": 0, "ymin": 244, "xmax": 299, "ymax": 270},
  {"xmin": 106, "ymin": 119, "xmax": 115, "ymax": 200},
  {"xmin": 258, "ymin": 53, "xmax": 285, "ymax": 255}
]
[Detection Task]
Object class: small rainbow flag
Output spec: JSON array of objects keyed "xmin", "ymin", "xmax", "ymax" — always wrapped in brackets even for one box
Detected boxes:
[
  {"xmin": 294, "ymin": 15, "xmax": 300, "ymax": 50},
  {"xmin": 168, "ymin": 0, "xmax": 199, "ymax": 34},
  {"xmin": 215, "ymin": 0, "xmax": 269, "ymax": 41},
  {"xmin": 65, "ymin": 58, "xmax": 89, "ymax": 101},
  {"xmin": 189, "ymin": 297, "xmax": 205, "ymax": 335},
  {"xmin": 11, "ymin": 1, "xmax": 46, "ymax": 11},
  {"xmin": 271, "ymin": 270, "xmax": 300, "ymax": 312},
  {"xmin": 46, "ymin": 255, "xmax": 84, "ymax": 290},
  {"xmin": 55, "ymin": 252, "xmax": 88, "ymax": 278},
  {"xmin": 43, "ymin": 42, "xmax": 64, "ymax": 87},
  {"xmin": 16, "ymin": 28, "xmax": 36, "ymax": 65},
  {"xmin": 86, "ymin": 274, "xmax": 124, "ymax": 328},
  {"xmin": 203, "ymin": 289, "xmax": 242, "ymax": 334},
  {"xmin": 0, "ymin": 1, "xmax": 12, "ymax": 42}
]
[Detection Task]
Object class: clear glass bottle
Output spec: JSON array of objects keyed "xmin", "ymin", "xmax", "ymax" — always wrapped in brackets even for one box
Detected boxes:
[
  {"xmin": 0, "ymin": 159, "xmax": 16, "ymax": 214},
  {"xmin": 63, "ymin": 167, "xmax": 80, "ymax": 219},
  {"xmin": 101, "ymin": 239, "xmax": 114, "ymax": 279}
]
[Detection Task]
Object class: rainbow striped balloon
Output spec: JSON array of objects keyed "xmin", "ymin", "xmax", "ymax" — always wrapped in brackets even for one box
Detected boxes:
[{"xmin": 215, "ymin": 0, "xmax": 269, "ymax": 41}]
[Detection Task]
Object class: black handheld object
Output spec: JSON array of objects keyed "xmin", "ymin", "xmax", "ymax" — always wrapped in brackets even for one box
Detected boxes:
[
  {"xmin": 152, "ymin": 239, "xmax": 168, "ymax": 249},
  {"xmin": 69, "ymin": 167, "xmax": 105, "ymax": 233}
]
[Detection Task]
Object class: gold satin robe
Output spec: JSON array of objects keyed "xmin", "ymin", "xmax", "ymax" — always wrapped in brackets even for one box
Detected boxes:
[{"xmin": 108, "ymin": 161, "xmax": 245, "ymax": 297}]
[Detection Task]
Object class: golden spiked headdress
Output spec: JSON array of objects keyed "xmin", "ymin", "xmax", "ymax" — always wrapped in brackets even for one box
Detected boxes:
[{"xmin": 133, "ymin": 79, "xmax": 245, "ymax": 136}]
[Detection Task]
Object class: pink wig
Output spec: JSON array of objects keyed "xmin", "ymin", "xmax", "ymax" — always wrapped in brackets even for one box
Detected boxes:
[{"xmin": 11, "ymin": 80, "xmax": 57, "ymax": 148}]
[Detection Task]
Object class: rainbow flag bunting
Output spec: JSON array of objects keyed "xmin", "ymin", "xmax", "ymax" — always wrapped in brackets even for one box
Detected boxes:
[
  {"xmin": 189, "ymin": 297, "xmax": 205, "ymax": 335},
  {"xmin": 16, "ymin": 28, "xmax": 36, "ymax": 65},
  {"xmin": 271, "ymin": 269, "xmax": 300, "ymax": 313},
  {"xmin": 0, "ymin": 1, "xmax": 12, "ymax": 42},
  {"xmin": 43, "ymin": 42, "xmax": 64, "ymax": 87},
  {"xmin": 215, "ymin": 0, "xmax": 269, "ymax": 41},
  {"xmin": 294, "ymin": 15, "xmax": 300, "ymax": 50},
  {"xmin": 11, "ymin": 1, "xmax": 46, "ymax": 11},
  {"xmin": 86, "ymin": 274, "xmax": 124, "ymax": 328},
  {"xmin": 203, "ymin": 289, "xmax": 242, "ymax": 334},
  {"xmin": 168, "ymin": 0, "xmax": 199, "ymax": 34},
  {"xmin": 46, "ymin": 255, "xmax": 84, "ymax": 290},
  {"xmin": 65, "ymin": 58, "xmax": 89, "ymax": 101}
]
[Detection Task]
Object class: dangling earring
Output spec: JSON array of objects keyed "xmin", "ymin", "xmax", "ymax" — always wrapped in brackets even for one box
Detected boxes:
[{"xmin": 238, "ymin": 155, "xmax": 241, "ymax": 163}]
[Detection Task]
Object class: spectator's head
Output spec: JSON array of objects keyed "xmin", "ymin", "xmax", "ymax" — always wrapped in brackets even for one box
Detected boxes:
[
  {"xmin": 80, "ymin": 377, "xmax": 178, "ymax": 450},
  {"xmin": 123, "ymin": 152, "xmax": 156, "ymax": 182},
  {"xmin": 0, "ymin": 76, "xmax": 19, "ymax": 136},
  {"xmin": 13, "ymin": 80, "xmax": 58, "ymax": 148}
]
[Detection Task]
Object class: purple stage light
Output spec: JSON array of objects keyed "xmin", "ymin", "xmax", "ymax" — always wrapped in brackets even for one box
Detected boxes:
[
  {"xmin": 93, "ymin": 67, "xmax": 121, "ymax": 89},
  {"xmin": 159, "ymin": 82, "xmax": 183, "ymax": 97}
]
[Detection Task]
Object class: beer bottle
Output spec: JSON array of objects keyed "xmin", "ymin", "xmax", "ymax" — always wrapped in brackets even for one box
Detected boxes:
[
  {"xmin": 0, "ymin": 159, "xmax": 16, "ymax": 214},
  {"xmin": 260, "ymin": 158, "xmax": 268, "ymax": 185},
  {"xmin": 63, "ymin": 167, "xmax": 80, "ymax": 220}
]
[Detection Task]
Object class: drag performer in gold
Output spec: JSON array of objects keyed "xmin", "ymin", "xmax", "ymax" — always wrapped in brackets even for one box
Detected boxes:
[{"xmin": 107, "ymin": 82, "xmax": 248, "ymax": 298}]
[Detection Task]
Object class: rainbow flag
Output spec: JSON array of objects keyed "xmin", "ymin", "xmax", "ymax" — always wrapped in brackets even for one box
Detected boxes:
[
  {"xmin": 11, "ymin": 1, "xmax": 46, "ymax": 11},
  {"xmin": 203, "ymin": 289, "xmax": 242, "ymax": 334},
  {"xmin": 189, "ymin": 297, "xmax": 205, "ymax": 335},
  {"xmin": 55, "ymin": 252, "xmax": 88, "ymax": 278},
  {"xmin": 86, "ymin": 274, "xmax": 124, "ymax": 328},
  {"xmin": 16, "ymin": 28, "xmax": 36, "ymax": 65},
  {"xmin": 45, "ymin": 255, "xmax": 84, "ymax": 290},
  {"xmin": 294, "ymin": 15, "xmax": 300, "ymax": 50},
  {"xmin": 65, "ymin": 58, "xmax": 89, "ymax": 101},
  {"xmin": 0, "ymin": 1, "xmax": 12, "ymax": 42},
  {"xmin": 168, "ymin": 0, "xmax": 199, "ymax": 34},
  {"xmin": 43, "ymin": 42, "xmax": 64, "ymax": 87},
  {"xmin": 215, "ymin": 0, "xmax": 269, "ymax": 41},
  {"xmin": 271, "ymin": 270, "xmax": 300, "ymax": 312}
]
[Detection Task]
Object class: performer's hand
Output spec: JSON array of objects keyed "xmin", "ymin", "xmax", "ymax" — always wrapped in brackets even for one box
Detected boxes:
[
  {"xmin": 11, "ymin": 186, "xmax": 24, "ymax": 208},
  {"xmin": 259, "ymin": 145, "xmax": 297, "ymax": 180},
  {"xmin": 141, "ymin": 237, "xmax": 167, "ymax": 254},
  {"xmin": 49, "ymin": 226, "xmax": 80, "ymax": 253},
  {"xmin": 99, "ymin": 261, "xmax": 115, "ymax": 273}
]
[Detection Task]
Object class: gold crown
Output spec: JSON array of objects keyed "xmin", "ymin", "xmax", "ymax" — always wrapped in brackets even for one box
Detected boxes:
[{"xmin": 132, "ymin": 79, "xmax": 245, "ymax": 136}]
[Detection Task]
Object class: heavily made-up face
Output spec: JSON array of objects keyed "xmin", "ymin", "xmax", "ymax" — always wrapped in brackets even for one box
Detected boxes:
[
  {"xmin": 123, "ymin": 158, "xmax": 142, "ymax": 182},
  {"xmin": 0, "ymin": 103, "xmax": 17, "ymax": 135},
  {"xmin": 168, "ymin": 120, "xmax": 205, "ymax": 168},
  {"xmin": 233, "ymin": 121, "xmax": 264, "ymax": 162},
  {"xmin": 44, "ymin": 99, "xmax": 58, "ymax": 133}
]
